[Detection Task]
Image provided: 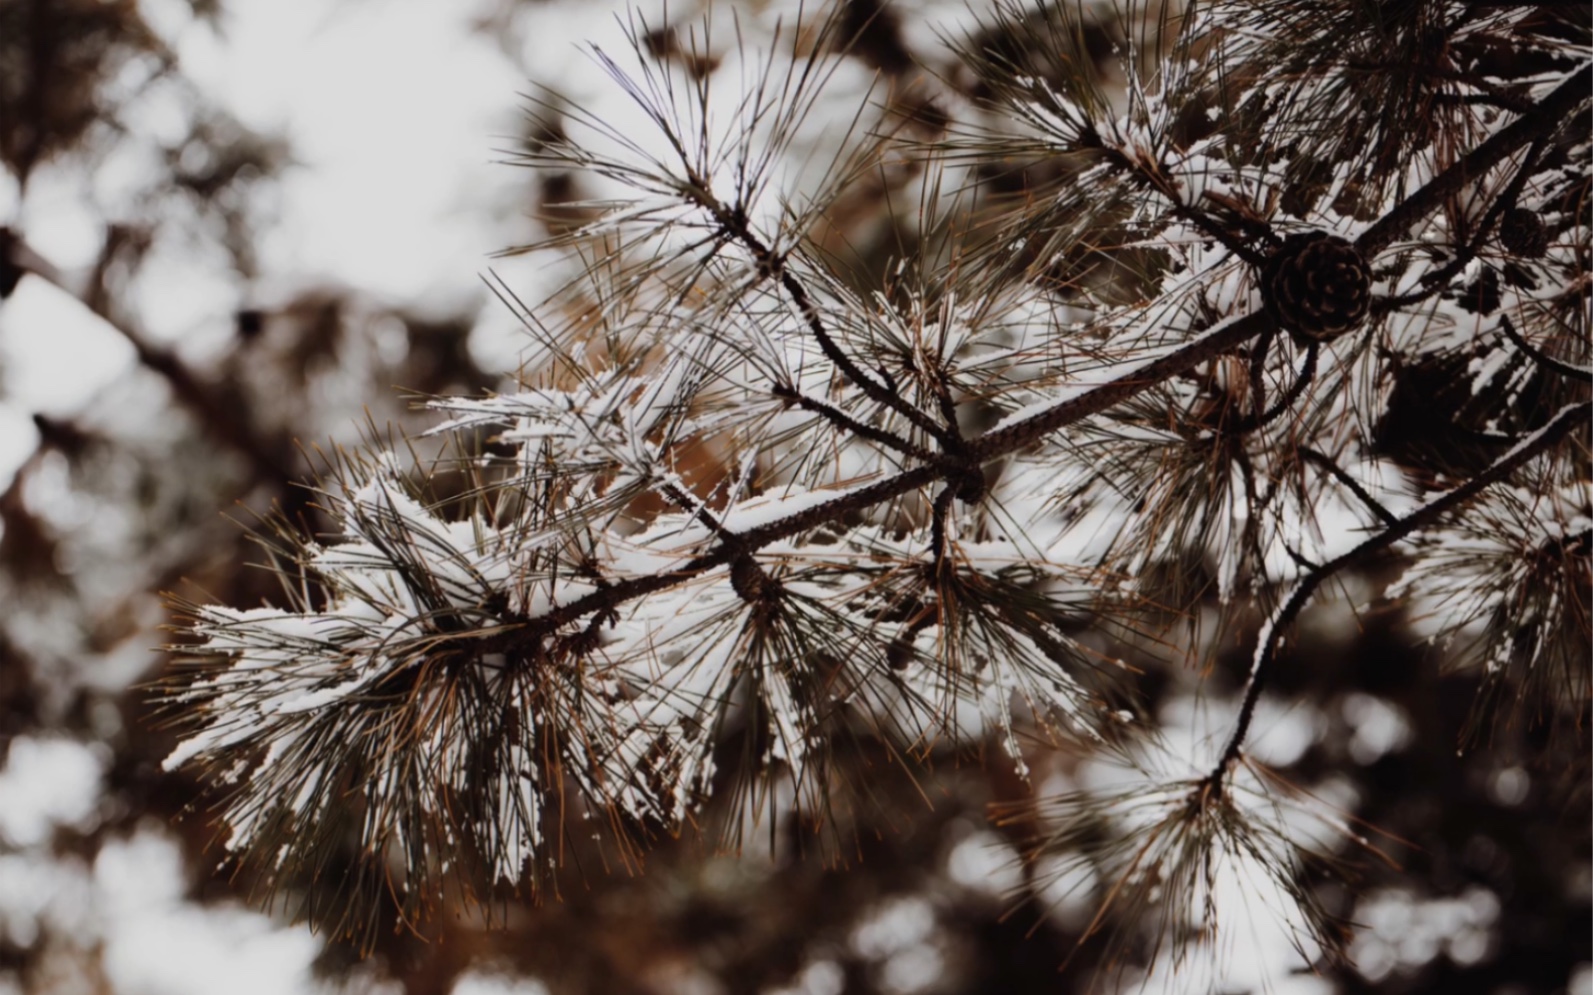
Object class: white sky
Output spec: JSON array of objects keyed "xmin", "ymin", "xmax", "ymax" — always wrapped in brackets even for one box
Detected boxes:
[{"xmin": 0, "ymin": 0, "xmax": 551, "ymax": 485}]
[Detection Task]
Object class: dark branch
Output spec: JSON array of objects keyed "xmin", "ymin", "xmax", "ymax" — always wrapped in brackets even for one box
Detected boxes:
[
  {"xmin": 770, "ymin": 383, "xmax": 941, "ymax": 461},
  {"xmin": 1374, "ymin": 137, "xmax": 1547, "ymax": 313},
  {"xmin": 1497, "ymin": 315, "xmax": 1593, "ymax": 385},
  {"xmin": 471, "ymin": 64, "xmax": 1589, "ymax": 673},
  {"xmin": 1213, "ymin": 400, "xmax": 1590, "ymax": 778},
  {"xmin": 658, "ymin": 477, "xmax": 731, "ymax": 537},
  {"xmin": 1356, "ymin": 64, "xmax": 1591, "ymax": 257},
  {"xmin": 1247, "ymin": 325, "xmax": 1277, "ymax": 425},
  {"xmin": 483, "ymin": 461, "xmax": 946, "ymax": 648},
  {"xmin": 971, "ymin": 312, "xmax": 1271, "ymax": 460},
  {"xmin": 1299, "ymin": 447, "xmax": 1398, "ymax": 527},
  {"xmin": 929, "ymin": 483, "xmax": 957, "ymax": 575},
  {"xmin": 1218, "ymin": 342, "xmax": 1318, "ymax": 436}
]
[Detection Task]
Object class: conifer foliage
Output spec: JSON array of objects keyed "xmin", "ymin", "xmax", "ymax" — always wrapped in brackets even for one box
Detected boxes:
[{"xmin": 160, "ymin": 0, "xmax": 1590, "ymax": 982}]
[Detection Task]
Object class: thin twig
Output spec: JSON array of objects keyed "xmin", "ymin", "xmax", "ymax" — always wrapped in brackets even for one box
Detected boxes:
[
  {"xmin": 1095, "ymin": 146, "xmax": 1270, "ymax": 267},
  {"xmin": 929, "ymin": 484, "xmax": 957, "ymax": 575},
  {"xmin": 1298, "ymin": 447, "xmax": 1398, "ymax": 527},
  {"xmin": 678, "ymin": 179, "xmax": 958, "ymax": 446},
  {"xmin": 1497, "ymin": 314, "xmax": 1593, "ymax": 384},
  {"xmin": 770, "ymin": 383, "xmax": 941, "ymax": 461},
  {"xmin": 1247, "ymin": 325, "xmax": 1277, "ymax": 425},
  {"xmin": 1374, "ymin": 137, "xmax": 1547, "ymax": 313},
  {"xmin": 1213, "ymin": 400, "xmax": 1590, "ymax": 778},
  {"xmin": 658, "ymin": 477, "xmax": 731, "ymax": 537},
  {"xmin": 1217, "ymin": 343, "xmax": 1318, "ymax": 436}
]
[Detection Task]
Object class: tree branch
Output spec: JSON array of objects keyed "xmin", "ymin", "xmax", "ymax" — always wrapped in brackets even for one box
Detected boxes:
[
  {"xmin": 485, "ymin": 461, "xmax": 947, "ymax": 647},
  {"xmin": 1298, "ymin": 447, "xmax": 1398, "ymax": 527},
  {"xmin": 929, "ymin": 483, "xmax": 957, "ymax": 575},
  {"xmin": 1212, "ymin": 399, "xmax": 1590, "ymax": 778},
  {"xmin": 1217, "ymin": 342, "xmax": 1318, "ymax": 437},
  {"xmin": 1099, "ymin": 146, "xmax": 1269, "ymax": 267},
  {"xmin": 677, "ymin": 180, "xmax": 958, "ymax": 447},
  {"xmin": 1356, "ymin": 63, "xmax": 1591, "ymax": 257},
  {"xmin": 770, "ymin": 382, "xmax": 941, "ymax": 462},
  {"xmin": 494, "ymin": 312, "xmax": 1273, "ymax": 652},
  {"xmin": 970, "ymin": 312, "xmax": 1271, "ymax": 460},
  {"xmin": 426, "ymin": 65, "xmax": 1590, "ymax": 679},
  {"xmin": 1497, "ymin": 314, "xmax": 1593, "ymax": 385},
  {"xmin": 1374, "ymin": 137, "xmax": 1547, "ymax": 313}
]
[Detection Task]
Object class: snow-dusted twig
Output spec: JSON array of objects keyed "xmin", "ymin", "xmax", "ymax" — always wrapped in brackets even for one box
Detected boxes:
[
  {"xmin": 1355, "ymin": 63, "xmax": 1591, "ymax": 256},
  {"xmin": 1214, "ymin": 399, "xmax": 1590, "ymax": 777}
]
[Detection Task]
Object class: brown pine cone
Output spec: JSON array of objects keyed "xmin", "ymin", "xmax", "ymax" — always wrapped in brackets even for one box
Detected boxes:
[
  {"xmin": 1261, "ymin": 232, "xmax": 1371, "ymax": 342},
  {"xmin": 1497, "ymin": 207, "xmax": 1549, "ymax": 259}
]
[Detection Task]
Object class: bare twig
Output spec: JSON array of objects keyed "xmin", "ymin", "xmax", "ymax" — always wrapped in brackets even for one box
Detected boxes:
[
  {"xmin": 1299, "ymin": 447, "xmax": 1399, "ymax": 527},
  {"xmin": 1497, "ymin": 314, "xmax": 1593, "ymax": 384}
]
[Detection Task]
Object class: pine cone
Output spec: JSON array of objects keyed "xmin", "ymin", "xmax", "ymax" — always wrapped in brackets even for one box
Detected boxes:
[
  {"xmin": 1261, "ymin": 233, "xmax": 1371, "ymax": 342},
  {"xmin": 1498, "ymin": 207, "xmax": 1549, "ymax": 259}
]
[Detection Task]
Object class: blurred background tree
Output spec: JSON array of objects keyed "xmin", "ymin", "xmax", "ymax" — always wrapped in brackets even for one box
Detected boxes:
[{"xmin": 0, "ymin": 2, "xmax": 1587, "ymax": 995}]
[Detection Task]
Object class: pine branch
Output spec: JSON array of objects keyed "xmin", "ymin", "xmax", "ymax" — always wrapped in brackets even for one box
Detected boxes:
[
  {"xmin": 1355, "ymin": 62, "xmax": 1591, "ymax": 257},
  {"xmin": 156, "ymin": 6, "xmax": 1593, "ymax": 966},
  {"xmin": 1097, "ymin": 145, "xmax": 1270, "ymax": 266},
  {"xmin": 769, "ymin": 382, "xmax": 940, "ymax": 461},
  {"xmin": 1298, "ymin": 447, "xmax": 1398, "ymax": 527},
  {"xmin": 969, "ymin": 312, "xmax": 1271, "ymax": 459},
  {"xmin": 1374, "ymin": 136, "xmax": 1548, "ymax": 313},
  {"xmin": 1214, "ymin": 399, "xmax": 1590, "ymax": 778},
  {"xmin": 688, "ymin": 188, "xmax": 959, "ymax": 447},
  {"xmin": 489, "ymin": 312, "xmax": 1272, "ymax": 654},
  {"xmin": 1497, "ymin": 314, "xmax": 1593, "ymax": 385},
  {"xmin": 1216, "ymin": 342, "xmax": 1318, "ymax": 437}
]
